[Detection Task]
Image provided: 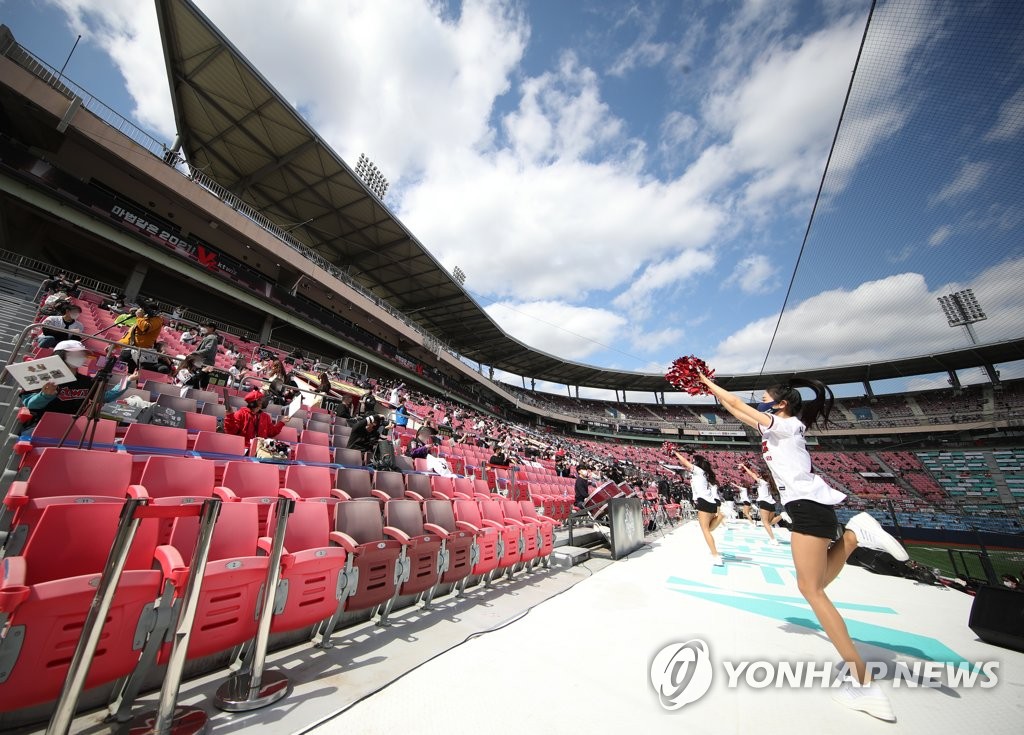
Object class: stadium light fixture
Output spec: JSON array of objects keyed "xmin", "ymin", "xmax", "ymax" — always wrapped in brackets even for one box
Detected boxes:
[
  {"xmin": 452, "ymin": 266, "xmax": 467, "ymax": 286},
  {"xmin": 355, "ymin": 152, "xmax": 389, "ymax": 200},
  {"xmin": 937, "ymin": 288, "xmax": 987, "ymax": 345}
]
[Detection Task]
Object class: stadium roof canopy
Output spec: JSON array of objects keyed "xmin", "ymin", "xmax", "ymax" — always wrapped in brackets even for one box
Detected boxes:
[{"xmin": 154, "ymin": 0, "xmax": 1023, "ymax": 394}]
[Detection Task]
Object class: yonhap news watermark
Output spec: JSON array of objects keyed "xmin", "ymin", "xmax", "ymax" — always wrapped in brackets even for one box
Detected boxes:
[{"xmin": 650, "ymin": 639, "xmax": 999, "ymax": 710}]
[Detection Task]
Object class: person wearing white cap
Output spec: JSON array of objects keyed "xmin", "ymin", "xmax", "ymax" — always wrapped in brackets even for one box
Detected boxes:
[{"xmin": 20, "ymin": 340, "xmax": 138, "ymax": 423}]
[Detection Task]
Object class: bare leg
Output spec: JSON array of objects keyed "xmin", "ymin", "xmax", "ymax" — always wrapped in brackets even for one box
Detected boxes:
[
  {"xmin": 708, "ymin": 511, "xmax": 725, "ymax": 532},
  {"xmin": 824, "ymin": 529, "xmax": 858, "ymax": 587},
  {"xmin": 791, "ymin": 532, "xmax": 867, "ymax": 684},
  {"xmin": 761, "ymin": 510, "xmax": 776, "ymax": 541},
  {"xmin": 698, "ymin": 510, "xmax": 719, "ymax": 556}
]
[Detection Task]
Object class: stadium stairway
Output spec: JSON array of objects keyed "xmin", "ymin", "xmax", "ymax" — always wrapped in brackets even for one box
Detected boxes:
[
  {"xmin": 981, "ymin": 452, "xmax": 1019, "ymax": 506},
  {"xmin": 0, "ymin": 269, "xmax": 44, "ymax": 429},
  {"xmin": 870, "ymin": 451, "xmax": 936, "ymax": 506}
]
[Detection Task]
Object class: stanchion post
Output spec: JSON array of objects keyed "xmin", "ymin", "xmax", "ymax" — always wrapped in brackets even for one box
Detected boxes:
[
  {"xmin": 45, "ymin": 496, "xmax": 147, "ymax": 735},
  {"xmin": 129, "ymin": 498, "xmax": 222, "ymax": 735},
  {"xmin": 213, "ymin": 495, "xmax": 293, "ymax": 712}
]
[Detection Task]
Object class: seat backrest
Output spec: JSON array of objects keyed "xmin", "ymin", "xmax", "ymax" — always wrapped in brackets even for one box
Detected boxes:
[
  {"xmin": 453, "ymin": 499, "xmax": 484, "ymax": 527},
  {"xmin": 423, "ymin": 499, "xmax": 456, "ymax": 533},
  {"xmin": 452, "ymin": 477, "xmax": 474, "ymax": 497},
  {"xmin": 169, "ymin": 500, "xmax": 259, "ymax": 564},
  {"xmin": 202, "ymin": 402, "xmax": 227, "ymax": 418},
  {"xmin": 519, "ymin": 500, "xmax": 542, "ymax": 520},
  {"xmin": 406, "ymin": 473, "xmax": 432, "ymax": 499},
  {"xmin": 148, "ymin": 382, "xmax": 181, "ymax": 397},
  {"xmin": 284, "ymin": 464, "xmax": 332, "ymax": 499},
  {"xmin": 394, "ymin": 455, "xmax": 414, "ymax": 472},
  {"xmin": 23, "ymin": 501, "xmax": 158, "ymax": 584},
  {"xmin": 268, "ymin": 499, "xmax": 330, "ymax": 553},
  {"xmin": 139, "ymin": 456, "xmax": 215, "ymax": 498},
  {"xmin": 156, "ymin": 394, "xmax": 198, "ymax": 413},
  {"xmin": 300, "ymin": 429, "xmax": 329, "ymax": 446},
  {"xmin": 413, "ymin": 458, "xmax": 431, "ymax": 473},
  {"xmin": 430, "ymin": 475, "xmax": 456, "ymax": 499},
  {"xmin": 122, "ymin": 423, "xmax": 188, "ymax": 452},
  {"xmin": 337, "ymin": 468, "xmax": 373, "ymax": 499},
  {"xmin": 294, "ymin": 443, "xmax": 331, "ymax": 464},
  {"xmin": 502, "ymin": 499, "xmax": 527, "ymax": 523},
  {"xmin": 193, "ymin": 431, "xmax": 246, "ymax": 457},
  {"xmin": 478, "ymin": 498, "xmax": 505, "ymax": 525},
  {"xmin": 385, "ymin": 499, "xmax": 425, "ymax": 537},
  {"xmin": 222, "ymin": 461, "xmax": 281, "ymax": 499},
  {"xmin": 276, "ymin": 426, "xmax": 299, "ymax": 443},
  {"xmin": 335, "ymin": 499, "xmax": 384, "ymax": 545},
  {"xmin": 473, "ymin": 478, "xmax": 491, "ymax": 496},
  {"xmin": 186, "ymin": 389, "xmax": 220, "ymax": 405},
  {"xmin": 184, "ymin": 412, "xmax": 218, "ymax": 433},
  {"xmin": 373, "ymin": 470, "xmax": 406, "ymax": 499},
  {"xmin": 334, "ymin": 447, "xmax": 363, "ymax": 466},
  {"xmin": 26, "ymin": 447, "xmax": 131, "ymax": 499},
  {"xmin": 30, "ymin": 414, "xmax": 117, "ymax": 447}
]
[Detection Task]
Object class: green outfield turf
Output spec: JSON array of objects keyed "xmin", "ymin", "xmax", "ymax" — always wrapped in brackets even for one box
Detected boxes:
[{"xmin": 907, "ymin": 544, "xmax": 1024, "ymax": 582}]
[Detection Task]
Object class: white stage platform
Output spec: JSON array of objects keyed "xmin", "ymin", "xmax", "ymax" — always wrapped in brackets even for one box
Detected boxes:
[{"xmin": 35, "ymin": 519, "xmax": 1023, "ymax": 734}]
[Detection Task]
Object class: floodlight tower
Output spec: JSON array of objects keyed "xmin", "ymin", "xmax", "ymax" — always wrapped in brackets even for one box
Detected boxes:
[
  {"xmin": 937, "ymin": 288, "xmax": 987, "ymax": 345},
  {"xmin": 452, "ymin": 266, "xmax": 467, "ymax": 286},
  {"xmin": 355, "ymin": 153, "xmax": 389, "ymax": 200}
]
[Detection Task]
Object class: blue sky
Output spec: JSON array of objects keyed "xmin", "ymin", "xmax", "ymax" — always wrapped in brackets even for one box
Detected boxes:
[{"xmin": 3, "ymin": 0, "xmax": 1023, "ymax": 399}]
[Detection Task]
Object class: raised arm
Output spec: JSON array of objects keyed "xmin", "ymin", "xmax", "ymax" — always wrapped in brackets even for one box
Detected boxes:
[
  {"xmin": 698, "ymin": 374, "xmax": 774, "ymax": 430},
  {"xmin": 672, "ymin": 451, "xmax": 694, "ymax": 470},
  {"xmin": 738, "ymin": 463, "xmax": 760, "ymax": 481}
]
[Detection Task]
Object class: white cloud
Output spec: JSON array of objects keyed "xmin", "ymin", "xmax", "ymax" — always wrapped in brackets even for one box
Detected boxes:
[
  {"xmin": 612, "ymin": 248, "xmax": 717, "ymax": 318},
  {"xmin": 724, "ymin": 254, "xmax": 780, "ymax": 294},
  {"xmin": 984, "ymin": 85, "xmax": 1024, "ymax": 142},
  {"xmin": 484, "ymin": 300, "xmax": 627, "ymax": 362},
  {"xmin": 931, "ymin": 160, "xmax": 992, "ymax": 205},
  {"xmin": 710, "ymin": 255, "xmax": 1024, "ymax": 374},
  {"xmin": 609, "ymin": 40, "xmax": 669, "ymax": 78},
  {"xmin": 47, "ymin": 0, "xmax": 172, "ymax": 139},
  {"xmin": 629, "ymin": 327, "xmax": 684, "ymax": 352},
  {"xmin": 928, "ymin": 224, "xmax": 953, "ymax": 247}
]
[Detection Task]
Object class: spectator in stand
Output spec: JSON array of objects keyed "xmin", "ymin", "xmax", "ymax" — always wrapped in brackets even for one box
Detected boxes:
[
  {"xmin": 347, "ymin": 414, "xmax": 388, "ymax": 452},
  {"xmin": 180, "ymin": 327, "xmax": 197, "ymax": 345},
  {"xmin": 389, "ymin": 382, "xmax": 404, "ymax": 406},
  {"xmin": 360, "ymin": 391, "xmax": 378, "ymax": 417},
  {"xmin": 174, "ymin": 353, "xmax": 214, "ymax": 390},
  {"xmin": 574, "ymin": 468, "xmax": 592, "ymax": 509},
  {"xmin": 406, "ymin": 426, "xmax": 432, "ymax": 458},
  {"xmin": 488, "ymin": 446, "xmax": 510, "ymax": 467},
  {"xmin": 36, "ymin": 303, "xmax": 84, "ymax": 349},
  {"xmin": 1001, "ymin": 574, "xmax": 1019, "ymax": 590},
  {"xmin": 139, "ymin": 341, "xmax": 174, "ymax": 374},
  {"xmin": 118, "ymin": 302, "xmax": 163, "ymax": 373},
  {"xmin": 21, "ymin": 340, "xmax": 138, "ymax": 424},
  {"xmin": 316, "ymin": 370, "xmax": 333, "ymax": 395},
  {"xmin": 223, "ymin": 390, "xmax": 287, "ymax": 444},
  {"xmin": 263, "ymin": 360, "xmax": 297, "ymax": 405},
  {"xmin": 103, "ymin": 292, "xmax": 130, "ymax": 315},
  {"xmin": 394, "ymin": 397, "xmax": 410, "ymax": 428},
  {"xmin": 227, "ymin": 356, "xmax": 250, "ymax": 389},
  {"xmin": 191, "ymin": 322, "xmax": 221, "ymax": 367}
]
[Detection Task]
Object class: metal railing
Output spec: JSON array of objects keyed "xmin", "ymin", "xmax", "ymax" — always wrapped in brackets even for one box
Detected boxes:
[{"xmin": 0, "ymin": 38, "xmax": 458, "ymax": 363}]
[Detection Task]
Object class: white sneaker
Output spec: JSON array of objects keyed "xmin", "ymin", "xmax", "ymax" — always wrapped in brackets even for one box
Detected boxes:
[
  {"xmin": 711, "ymin": 554, "xmax": 724, "ymax": 566},
  {"xmin": 845, "ymin": 512, "xmax": 909, "ymax": 561},
  {"xmin": 779, "ymin": 511, "xmax": 792, "ymax": 524},
  {"xmin": 770, "ymin": 537, "xmax": 780, "ymax": 545},
  {"xmin": 831, "ymin": 680, "xmax": 896, "ymax": 722}
]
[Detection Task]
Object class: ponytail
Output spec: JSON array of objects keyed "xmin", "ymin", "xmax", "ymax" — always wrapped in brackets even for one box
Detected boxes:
[
  {"xmin": 766, "ymin": 378, "xmax": 834, "ymax": 429},
  {"xmin": 691, "ymin": 455, "xmax": 717, "ymax": 486}
]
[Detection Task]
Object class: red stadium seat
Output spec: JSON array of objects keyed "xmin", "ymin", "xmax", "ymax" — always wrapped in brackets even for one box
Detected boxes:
[
  {"xmin": 300, "ymin": 429, "xmax": 330, "ymax": 447},
  {"xmin": 372, "ymin": 470, "xmax": 407, "ymax": 501},
  {"xmin": 519, "ymin": 500, "xmax": 556, "ymax": 561},
  {"xmin": 329, "ymin": 500, "xmax": 405, "ymax": 615},
  {"xmin": 478, "ymin": 497, "xmax": 524, "ymax": 570},
  {"xmin": 221, "ymin": 461, "xmax": 290, "ymax": 528},
  {"xmin": 294, "ymin": 443, "xmax": 332, "ymax": 464},
  {"xmin": 334, "ymin": 468, "xmax": 375, "ymax": 501},
  {"xmin": 0, "ymin": 502, "xmax": 161, "ymax": 711},
  {"xmin": 263, "ymin": 500, "xmax": 348, "ymax": 633},
  {"xmin": 380, "ymin": 499, "xmax": 444, "ymax": 621},
  {"xmin": 422, "ymin": 499, "xmax": 475, "ymax": 595},
  {"xmin": 452, "ymin": 499, "xmax": 501, "ymax": 580},
  {"xmin": 404, "ymin": 473, "xmax": 432, "ymax": 501},
  {"xmin": 1, "ymin": 448, "xmax": 135, "ymax": 556},
  {"xmin": 500, "ymin": 498, "xmax": 539, "ymax": 564},
  {"xmin": 14, "ymin": 414, "xmax": 118, "ymax": 470}
]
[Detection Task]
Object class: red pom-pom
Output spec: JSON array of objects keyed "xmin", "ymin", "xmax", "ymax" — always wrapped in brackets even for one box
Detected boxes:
[
  {"xmin": 662, "ymin": 441, "xmax": 677, "ymax": 455},
  {"xmin": 665, "ymin": 355, "xmax": 715, "ymax": 396}
]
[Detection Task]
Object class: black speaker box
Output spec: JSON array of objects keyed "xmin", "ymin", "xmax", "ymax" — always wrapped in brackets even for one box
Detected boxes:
[{"xmin": 969, "ymin": 585, "xmax": 1024, "ymax": 653}]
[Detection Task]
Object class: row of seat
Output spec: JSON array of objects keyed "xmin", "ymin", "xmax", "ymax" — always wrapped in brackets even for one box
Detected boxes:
[{"xmin": 0, "ymin": 447, "xmax": 557, "ymax": 716}]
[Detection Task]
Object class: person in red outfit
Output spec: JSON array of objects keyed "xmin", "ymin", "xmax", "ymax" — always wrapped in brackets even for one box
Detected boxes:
[{"xmin": 223, "ymin": 390, "xmax": 287, "ymax": 443}]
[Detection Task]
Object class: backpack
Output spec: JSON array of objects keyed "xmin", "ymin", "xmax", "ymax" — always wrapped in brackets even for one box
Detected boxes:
[{"xmin": 371, "ymin": 440, "xmax": 398, "ymax": 471}]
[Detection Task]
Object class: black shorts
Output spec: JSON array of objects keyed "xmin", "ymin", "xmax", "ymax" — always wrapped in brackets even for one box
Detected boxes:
[
  {"xmin": 757, "ymin": 500, "xmax": 777, "ymax": 513},
  {"xmin": 695, "ymin": 498, "xmax": 720, "ymax": 514},
  {"xmin": 740, "ymin": 501, "xmax": 751, "ymax": 506},
  {"xmin": 783, "ymin": 499, "xmax": 843, "ymax": 541}
]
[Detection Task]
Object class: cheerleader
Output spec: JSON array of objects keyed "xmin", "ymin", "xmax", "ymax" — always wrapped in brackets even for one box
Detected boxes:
[
  {"xmin": 697, "ymin": 373, "xmax": 905, "ymax": 722},
  {"xmin": 673, "ymin": 451, "xmax": 725, "ymax": 566},
  {"xmin": 740, "ymin": 463, "xmax": 781, "ymax": 542},
  {"xmin": 734, "ymin": 482, "xmax": 755, "ymax": 524}
]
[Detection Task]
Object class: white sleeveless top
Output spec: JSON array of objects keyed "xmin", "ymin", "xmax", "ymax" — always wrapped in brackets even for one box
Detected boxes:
[
  {"xmin": 755, "ymin": 479, "xmax": 773, "ymax": 503},
  {"xmin": 690, "ymin": 466, "xmax": 717, "ymax": 503},
  {"xmin": 759, "ymin": 415, "xmax": 846, "ymax": 506}
]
